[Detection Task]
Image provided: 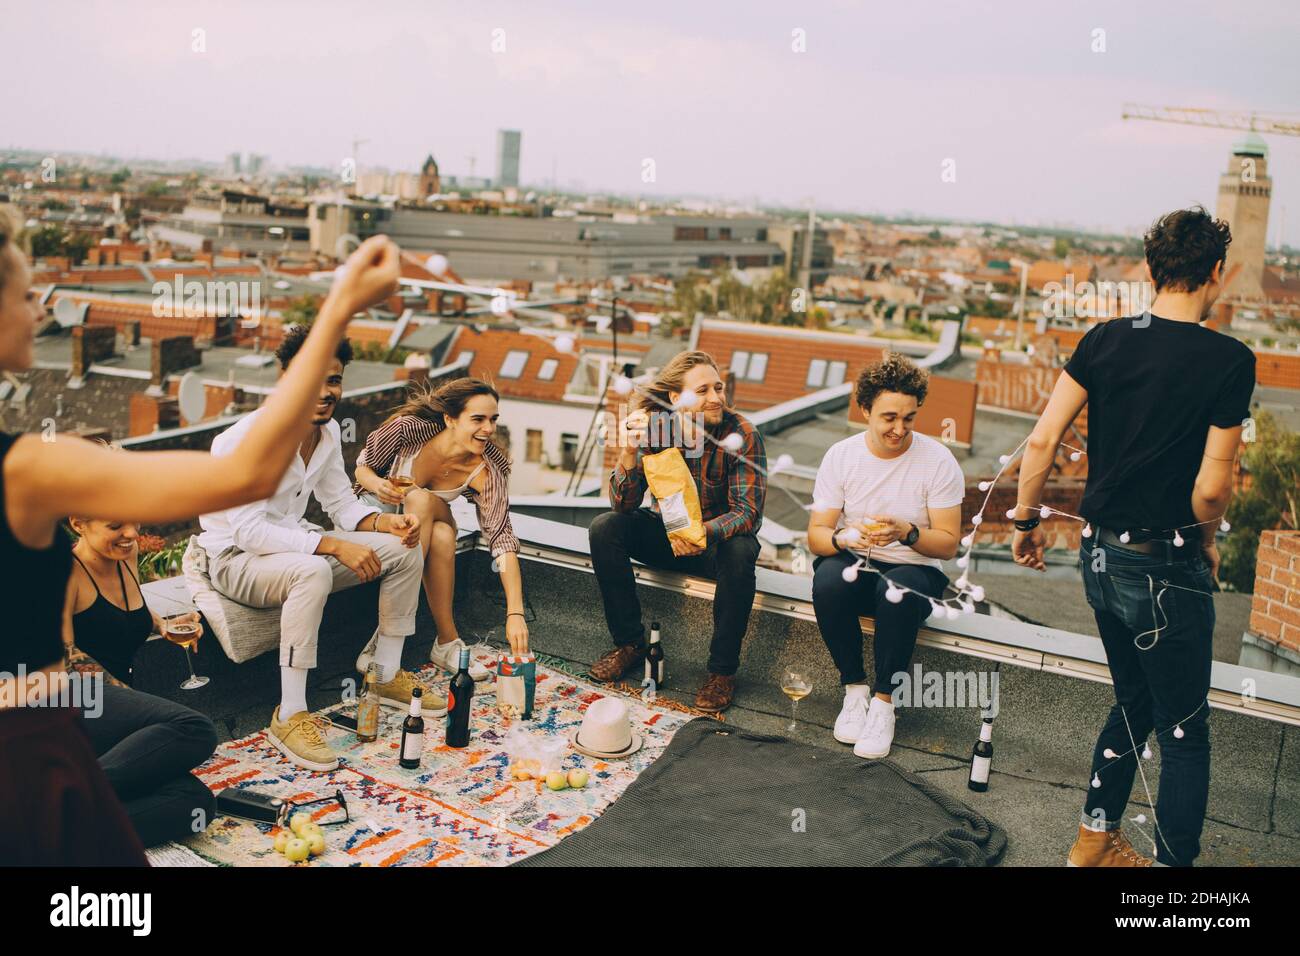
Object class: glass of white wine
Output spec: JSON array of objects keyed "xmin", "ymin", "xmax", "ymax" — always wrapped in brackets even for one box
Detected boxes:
[
  {"xmin": 781, "ymin": 667, "xmax": 812, "ymax": 732},
  {"xmin": 389, "ymin": 452, "xmax": 416, "ymax": 514},
  {"xmin": 164, "ymin": 613, "xmax": 208, "ymax": 690}
]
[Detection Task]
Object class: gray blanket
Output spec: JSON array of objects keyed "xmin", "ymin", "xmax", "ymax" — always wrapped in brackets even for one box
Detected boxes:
[{"xmin": 518, "ymin": 719, "xmax": 1007, "ymax": 867}]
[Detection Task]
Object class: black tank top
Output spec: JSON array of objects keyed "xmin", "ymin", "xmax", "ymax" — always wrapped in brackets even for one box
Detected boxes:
[
  {"xmin": 0, "ymin": 432, "xmax": 73, "ymax": 673},
  {"xmin": 70, "ymin": 553, "xmax": 152, "ymax": 686}
]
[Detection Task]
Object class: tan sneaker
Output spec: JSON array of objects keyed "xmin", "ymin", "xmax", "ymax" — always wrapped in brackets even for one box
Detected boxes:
[
  {"xmin": 268, "ymin": 707, "xmax": 339, "ymax": 773},
  {"xmin": 377, "ymin": 669, "xmax": 448, "ymax": 716},
  {"xmin": 1067, "ymin": 825, "xmax": 1153, "ymax": 867}
]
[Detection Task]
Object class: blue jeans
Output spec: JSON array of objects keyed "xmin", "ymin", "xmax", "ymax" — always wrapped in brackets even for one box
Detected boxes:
[{"xmin": 1078, "ymin": 540, "xmax": 1216, "ymax": 866}]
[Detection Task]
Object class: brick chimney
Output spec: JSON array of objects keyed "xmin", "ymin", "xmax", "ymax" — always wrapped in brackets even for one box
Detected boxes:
[
  {"xmin": 150, "ymin": 335, "xmax": 201, "ymax": 392},
  {"xmin": 70, "ymin": 325, "xmax": 117, "ymax": 383}
]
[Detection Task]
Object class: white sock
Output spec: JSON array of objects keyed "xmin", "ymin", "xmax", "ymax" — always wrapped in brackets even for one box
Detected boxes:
[
  {"xmin": 845, "ymin": 683, "xmax": 870, "ymax": 700},
  {"xmin": 279, "ymin": 666, "xmax": 310, "ymax": 720},
  {"xmin": 373, "ymin": 634, "xmax": 406, "ymax": 683}
]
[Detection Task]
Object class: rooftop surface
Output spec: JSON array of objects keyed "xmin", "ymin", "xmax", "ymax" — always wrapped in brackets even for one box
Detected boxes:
[{"xmin": 137, "ymin": 507, "xmax": 1300, "ymax": 867}]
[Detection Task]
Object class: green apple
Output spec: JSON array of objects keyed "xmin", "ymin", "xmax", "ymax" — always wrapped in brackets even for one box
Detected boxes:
[
  {"xmin": 545, "ymin": 772, "xmax": 568, "ymax": 791},
  {"xmin": 305, "ymin": 831, "xmax": 327, "ymax": 857},
  {"xmin": 567, "ymin": 769, "xmax": 589, "ymax": 789},
  {"xmin": 284, "ymin": 837, "xmax": 311, "ymax": 863},
  {"xmin": 289, "ymin": 813, "xmax": 315, "ymax": 835},
  {"xmin": 273, "ymin": 830, "xmax": 291, "ymax": 854}
]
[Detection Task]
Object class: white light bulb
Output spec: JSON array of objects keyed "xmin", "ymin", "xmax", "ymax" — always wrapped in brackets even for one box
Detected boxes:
[
  {"xmin": 613, "ymin": 375, "xmax": 633, "ymax": 396},
  {"xmin": 970, "ymin": 585, "xmax": 985, "ymax": 603},
  {"xmin": 1134, "ymin": 814, "xmax": 1147, "ymax": 825},
  {"xmin": 1005, "ymin": 508, "xmax": 1017, "ymax": 520},
  {"xmin": 1220, "ymin": 519, "xmax": 1231, "ymax": 533},
  {"xmin": 1069, "ymin": 451, "xmax": 1082, "ymax": 462},
  {"xmin": 425, "ymin": 254, "xmax": 449, "ymax": 275},
  {"xmin": 998, "ymin": 454, "xmax": 1010, "ymax": 465},
  {"xmin": 885, "ymin": 586, "xmax": 904, "ymax": 604},
  {"xmin": 1103, "ymin": 748, "xmax": 1117, "ymax": 759},
  {"xmin": 720, "ymin": 432, "xmax": 743, "ymax": 452},
  {"xmin": 1119, "ymin": 531, "xmax": 1131, "ymax": 544},
  {"xmin": 1091, "ymin": 774, "xmax": 1101, "ymax": 789},
  {"xmin": 1082, "ymin": 523, "xmax": 1092, "ymax": 538},
  {"xmin": 960, "ymin": 534, "xmax": 973, "ymax": 548},
  {"xmin": 773, "ymin": 453, "xmax": 794, "ymax": 472},
  {"xmin": 978, "ymin": 481, "xmax": 991, "ymax": 492},
  {"xmin": 490, "ymin": 558, "xmax": 502, "ymax": 574},
  {"xmin": 956, "ymin": 574, "xmax": 969, "ymax": 589},
  {"xmin": 842, "ymin": 565, "xmax": 859, "ymax": 583},
  {"xmin": 956, "ymin": 555, "xmax": 969, "ymax": 569},
  {"xmin": 1173, "ymin": 531, "xmax": 1184, "ymax": 547},
  {"xmin": 555, "ymin": 334, "xmax": 575, "ymax": 354},
  {"xmin": 1039, "ymin": 505, "xmax": 1051, "ymax": 519},
  {"xmin": 841, "ymin": 528, "xmax": 862, "ymax": 545},
  {"xmin": 929, "ymin": 601, "xmax": 943, "ymax": 618},
  {"xmin": 1142, "ymin": 745, "xmax": 1153, "ymax": 760},
  {"xmin": 971, "ymin": 515, "xmax": 983, "ymax": 527},
  {"xmin": 1173, "ymin": 725, "xmax": 1184, "ymax": 739},
  {"xmin": 960, "ymin": 601, "xmax": 975, "ymax": 615},
  {"xmin": 674, "ymin": 390, "xmax": 701, "ymax": 411},
  {"xmin": 946, "ymin": 606, "xmax": 960, "ymax": 620}
]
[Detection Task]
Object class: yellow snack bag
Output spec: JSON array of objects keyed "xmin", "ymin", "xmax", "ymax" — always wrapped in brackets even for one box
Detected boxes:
[{"xmin": 643, "ymin": 447, "xmax": 707, "ymax": 549}]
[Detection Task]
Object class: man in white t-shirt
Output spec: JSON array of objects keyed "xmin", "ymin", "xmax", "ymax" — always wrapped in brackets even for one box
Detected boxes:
[{"xmin": 808, "ymin": 355, "xmax": 965, "ymax": 759}]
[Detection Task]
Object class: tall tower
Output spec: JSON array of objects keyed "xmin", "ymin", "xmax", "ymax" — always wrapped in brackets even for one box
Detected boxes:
[
  {"xmin": 496, "ymin": 130, "xmax": 521, "ymax": 189},
  {"xmin": 1215, "ymin": 132, "xmax": 1271, "ymax": 302},
  {"xmin": 419, "ymin": 154, "xmax": 441, "ymax": 198}
]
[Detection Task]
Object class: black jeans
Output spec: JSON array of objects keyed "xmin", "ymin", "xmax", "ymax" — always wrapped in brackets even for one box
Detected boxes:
[
  {"xmin": 588, "ymin": 509, "xmax": 760, "ymax": 676},
  {"xmin": 82, "ymin": 683, "xmax": 219, "ymax": 849},
  {"xmin": 812, "ymin": 551, "xmax": 949, "ymax": 691},
  {"xmin": 1079, "ymin": 541, "xmax": 1215, "ymax": 867}
]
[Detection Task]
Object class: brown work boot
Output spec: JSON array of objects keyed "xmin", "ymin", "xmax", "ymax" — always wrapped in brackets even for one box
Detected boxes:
[
  {"xmin": 695, "ymin": 673, "xmax": 736, "ymax": 712},
  {"xmin": 1067, "ymin": 825, "xmax": 1153, "ymax": 867},
  {"xmin": 588, "ymin": 644, "xmax": 646, "ymax": 683}
]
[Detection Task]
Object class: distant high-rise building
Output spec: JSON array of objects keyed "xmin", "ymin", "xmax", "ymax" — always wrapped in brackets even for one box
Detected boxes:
[
  {"xmin": 1215, "ymin": 132, "xmax": 1271, "ymax": 302},
  {"xmin": 496, "ymin": 130, "xmax": 521, "ymax": 189},
  {"xmin": 247, "ymin": 153, "xmax": 268, "ymax": 176},
  {"xmin": 419, "ymin": 154, "xmax": 441, "ymax": 197},
  {"xmin": 226, "ymin": 152, "xmax": 242, "ymax": 176}
]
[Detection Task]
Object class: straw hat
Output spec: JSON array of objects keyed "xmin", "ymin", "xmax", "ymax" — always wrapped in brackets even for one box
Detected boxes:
[{"xmin": 568, "ymin": 697, "xmax": 644, "ymax": 759}]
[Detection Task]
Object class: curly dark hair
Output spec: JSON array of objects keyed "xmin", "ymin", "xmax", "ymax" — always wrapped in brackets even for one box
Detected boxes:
[
  {"xmin": 1143, "ymin": 206, "xmax": 1232, "ymax": 293},
  {"xmin": 855, "ymin": 353, "xmax": 928, "ymax": 412},
  {"xmin": 275, "ymin": 324, "xmax": 353, "ymax": 370}
]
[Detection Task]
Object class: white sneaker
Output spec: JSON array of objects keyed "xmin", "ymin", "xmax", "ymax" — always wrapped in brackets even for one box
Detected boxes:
[
  {"xmin": 430, "ymin": 638, "xmax": 491, "ymax": 682},
  {"xmin": 854, "ymin": 697, "xmax": 896, "ymax": 759},
  {"xmin": 355, "ymin": 632, "xmax": 380, "ymax": 676},
  {"xmin": 833, "ymin": 686, "xmax": 871, "ymax": 744}
]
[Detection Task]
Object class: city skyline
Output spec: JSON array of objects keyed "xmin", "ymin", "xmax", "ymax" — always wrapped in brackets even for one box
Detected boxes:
[{"xmin": 7, "ymin": 0, "xmax": 1300, "ymax": 244}]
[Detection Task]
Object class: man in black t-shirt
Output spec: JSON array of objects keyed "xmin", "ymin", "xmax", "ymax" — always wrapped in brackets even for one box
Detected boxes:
[{"xmin": 1010, "ymin": 207, "xmax": 1255, "ymax": 867}]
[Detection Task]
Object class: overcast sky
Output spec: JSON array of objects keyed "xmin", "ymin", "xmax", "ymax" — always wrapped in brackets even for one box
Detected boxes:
[{"xmin": 8, "ymin": 0, "xmax": 1300, "ymax": 244}]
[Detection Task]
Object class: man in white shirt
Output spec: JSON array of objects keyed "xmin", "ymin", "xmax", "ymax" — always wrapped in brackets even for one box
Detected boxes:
[
  {"xmin": 807, "ymin": 355, "xmax": 964, "ymax": 760},
  {"xmin": 197, "ymin": 327, "xmax": 441, "ymax": 772}
]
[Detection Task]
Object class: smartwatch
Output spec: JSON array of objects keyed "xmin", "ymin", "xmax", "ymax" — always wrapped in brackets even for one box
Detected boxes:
[{"xmin": 902, "ymin": 523, "xmax": 920, "ymax": 547}]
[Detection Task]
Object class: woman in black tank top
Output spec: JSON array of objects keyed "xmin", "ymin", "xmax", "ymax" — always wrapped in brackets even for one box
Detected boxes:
[{"xmin": 0, "ymin": 209, "xmax": 397, "ymax": 864}]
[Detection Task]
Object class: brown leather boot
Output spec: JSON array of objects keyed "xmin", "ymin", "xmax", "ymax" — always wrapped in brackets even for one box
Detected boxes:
[
  {"xmin": 694, "ymin": 674, "xmax": 736, "ymax": 712},
  {"xmin": 1067, "ymin": 825, "xmax": 1153, "ymax": 867},
  {"xmin": 588, "ymin": 644, "xmax": 646, "ymax": 682}
]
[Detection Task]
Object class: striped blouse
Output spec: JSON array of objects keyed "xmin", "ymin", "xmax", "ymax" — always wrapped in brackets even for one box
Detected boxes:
[{"xmin": 355, "ymin": 415, "xmax": 520, "ymax": 558}]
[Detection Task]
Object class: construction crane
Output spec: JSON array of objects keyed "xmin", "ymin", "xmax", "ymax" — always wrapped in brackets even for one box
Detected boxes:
[{"xmin": 1121, "ymin": 104, "xmax": 1300, "ymax": 137}]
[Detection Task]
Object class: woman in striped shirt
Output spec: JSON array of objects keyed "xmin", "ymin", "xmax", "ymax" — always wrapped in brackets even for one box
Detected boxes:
[{"xmin": 355, "ymin": 378, "xmax": 526, "ymax": 677}]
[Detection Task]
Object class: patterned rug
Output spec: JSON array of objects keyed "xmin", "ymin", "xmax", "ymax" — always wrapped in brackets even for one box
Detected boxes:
[{"xmin": 182, "ymin": 662, "xmax": 695, "ymax": 867}]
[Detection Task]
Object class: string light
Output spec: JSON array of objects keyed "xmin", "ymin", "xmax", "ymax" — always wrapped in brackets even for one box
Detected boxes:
[{"xmin": 1173, "ymin": 725, "xmax": 1184, "ymax": 739}]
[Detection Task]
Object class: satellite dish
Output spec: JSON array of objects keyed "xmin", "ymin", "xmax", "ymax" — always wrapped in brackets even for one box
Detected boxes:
[
  {"xmin": 177, "ymin": 371, "xmax": 207, "ymax": 425},
  {"xmin": 54, "ymin": 298, "xmax": 86, "ymax": 328}
]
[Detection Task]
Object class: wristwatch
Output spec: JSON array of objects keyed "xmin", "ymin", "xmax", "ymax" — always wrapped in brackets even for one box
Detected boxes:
[{"xmin": 902, "ymin": 523, "xmax": 920, "ymax": 547}]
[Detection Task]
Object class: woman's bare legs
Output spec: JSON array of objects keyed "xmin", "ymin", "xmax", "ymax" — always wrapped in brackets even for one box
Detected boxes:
[{"xmin": 402, "ymin": 488, "xmax": 460, "ymax": 645}]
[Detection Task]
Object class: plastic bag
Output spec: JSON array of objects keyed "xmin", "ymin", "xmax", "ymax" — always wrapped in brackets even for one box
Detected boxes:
[{"xmin": 643, "ymin": 447, "xmax": 707, "ymax": 549}]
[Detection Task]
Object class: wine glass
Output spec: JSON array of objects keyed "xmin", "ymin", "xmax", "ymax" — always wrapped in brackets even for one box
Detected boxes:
[
  {"xmin": 389, "ymin": 452, "xmax": 416, "ymax": 514},
  {"xmin": 781, "ymin": 668, "xmax": 812, "ymax": 732},
  {"xmin": 164, "ymin": 613, "xmax": 209, "ymax": 690}
]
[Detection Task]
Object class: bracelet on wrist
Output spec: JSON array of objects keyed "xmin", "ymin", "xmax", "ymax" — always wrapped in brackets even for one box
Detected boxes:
[
  {"xmin": 507, "ymin": 612, "xmax": 526, "ymax": 619},
  {"xmin": 1013, "ymin": 516, "xmax": 1040, "ymax": 532}
]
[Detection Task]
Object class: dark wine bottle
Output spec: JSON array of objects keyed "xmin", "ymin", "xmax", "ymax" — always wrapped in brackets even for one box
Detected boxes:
[
  {"xmin": 968, "ymin": 717, "xmax": 993, "ymax": 792},
  {"xmin": 399, "ymin": 687, "xmax": 425, "ymax": 769},
  {"xmin": 644, "ymin": 621, "xmax": 666, "ymax": 690},
  {"xmin": 446, "ymin": 648, "xmax": 474, "ymax": 748}
]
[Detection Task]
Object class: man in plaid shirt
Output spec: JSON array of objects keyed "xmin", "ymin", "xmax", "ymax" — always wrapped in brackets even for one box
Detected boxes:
[{"xmin": 587, "ymin": 351, "xmax": 766, "ymax": 712}]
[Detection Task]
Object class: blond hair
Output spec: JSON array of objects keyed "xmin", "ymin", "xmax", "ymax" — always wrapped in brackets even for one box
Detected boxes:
[
  {"xmin": 636, "ymin": 350, "xmax": 721, "ymax": 413},
  {"xmin": 0, "ymin": 206, "xmax": 20, "ymax": 296}
]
